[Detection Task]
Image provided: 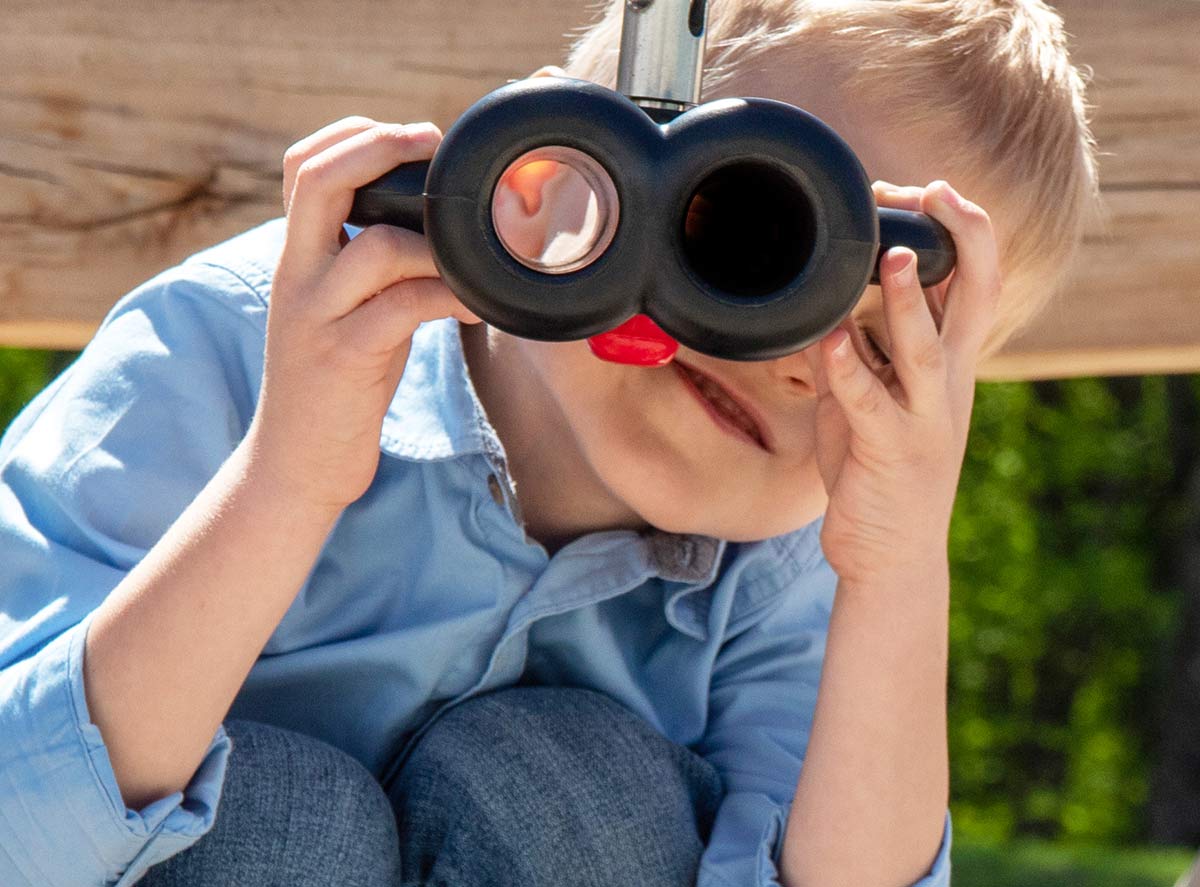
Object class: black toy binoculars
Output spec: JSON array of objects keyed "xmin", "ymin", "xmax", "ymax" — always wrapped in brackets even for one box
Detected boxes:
[{"xmin": 346, "ymin": 10, "xmax": 953, "ymax": 364}]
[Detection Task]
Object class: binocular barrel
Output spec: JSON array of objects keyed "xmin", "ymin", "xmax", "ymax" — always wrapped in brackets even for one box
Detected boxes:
[
  {"xmin": 348, "ymin": 162, "xmax": 953, "ymax": 291},
  {"xmin": 345, "ymin": 78, "xmax": 955, "ymax": 361}
]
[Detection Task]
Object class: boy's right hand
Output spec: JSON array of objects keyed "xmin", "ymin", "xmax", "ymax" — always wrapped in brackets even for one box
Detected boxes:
[{"xmin": 249, "ymin": 117, "xmax": 481, "ymax": 514}]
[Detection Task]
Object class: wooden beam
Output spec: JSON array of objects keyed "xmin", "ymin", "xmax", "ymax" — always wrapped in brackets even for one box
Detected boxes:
[
  {"xmin": 978, "ymin": 0, "xmax": 1200, "ymax": 380},
  {"xmin": 0, "ymin": 0, "xmax": 1196, "ymax": 381},
  {"xmin": 983, "ymin": 187, "xmax": 1200, "ymax": 380}
]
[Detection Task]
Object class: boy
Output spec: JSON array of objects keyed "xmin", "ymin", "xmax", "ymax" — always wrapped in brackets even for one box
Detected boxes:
[{"xmin": 0, "ymin": 1, "xmax": 1098, "ymax": 885}]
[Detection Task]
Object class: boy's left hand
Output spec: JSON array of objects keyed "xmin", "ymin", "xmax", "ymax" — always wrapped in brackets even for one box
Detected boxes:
[{"xmin": 805, "ymin": 180, "xmax": 1001, "ymax": 588}]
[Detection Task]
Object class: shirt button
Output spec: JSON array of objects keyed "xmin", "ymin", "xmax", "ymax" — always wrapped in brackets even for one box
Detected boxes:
[{"xmin": 487, "ymin": 473, "xmax": 505, "ymax": 506}]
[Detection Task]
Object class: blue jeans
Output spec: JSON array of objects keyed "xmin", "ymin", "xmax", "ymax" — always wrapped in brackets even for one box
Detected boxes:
[{"xmin": 139, "ymin": 686, "xmax": 724, "ymax": 886}]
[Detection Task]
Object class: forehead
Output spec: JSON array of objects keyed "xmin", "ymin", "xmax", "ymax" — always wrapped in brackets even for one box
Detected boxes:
[{"xmin": 714, "ymin": 64, "xmax": 947, "ymax": 194}]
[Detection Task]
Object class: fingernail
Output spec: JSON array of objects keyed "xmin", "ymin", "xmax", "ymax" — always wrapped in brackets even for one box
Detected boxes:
[
  {"xmin": 890, "ymin": 248, "xmax": 916, "ymax": 285},
  {"xmin": 831, "ymin": 329, "xmax": 851, "ymax": 359}
]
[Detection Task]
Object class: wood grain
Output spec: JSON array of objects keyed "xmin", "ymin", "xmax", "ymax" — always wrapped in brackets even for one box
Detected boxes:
[
  {"xmin": 0, "ymin": 0, "xmax": 1196, "ymax": 380},
  {"xmin": 982, "ymin": 0, "xmax": 1200, "ymax": 380}
]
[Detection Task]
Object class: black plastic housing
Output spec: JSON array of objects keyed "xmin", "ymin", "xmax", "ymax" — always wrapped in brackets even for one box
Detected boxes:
[{"xmin": 347, "ymin": 77, "xmax": 955, "ymax": 360}]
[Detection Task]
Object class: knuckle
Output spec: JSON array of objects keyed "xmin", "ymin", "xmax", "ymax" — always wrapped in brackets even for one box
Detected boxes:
[
  {"xmin": 282, "ymin": 143, "xmax": 304, "ymax": 171},
  {"xmin": 405, "ymin": 284, "xmax": 436, "ymax": 318},
  {"xmin": 292, "ymin": 288, "xmax": 332, "ymax": 327},
  {"xmin": 911, "ymin": 338, "xmax": 946, "ymax": 373},
  {"xmin": 293, "ymin": 155, "xmax": 334, "ymax": 193},
  {"xmin": 311, "ymin": 321, "xmax": 341, "ymax": 354},
  {"xmin": 352, "ymin": 223, "xmax": 407, "ymax": 260},
  {"xmin": 984, "ymin": 276, "xmax": 1003, "ymax": 321},
  {"xmin": 898, "ymin": 275, "xmax": 925, "ymax": 303},
  {"xmin": 932, "ymin": 182, "xmax": 993, "ymax": 229},
  {"xmin": 294, "ymin": 154, "xmax": 350, "ymax": 198},
  {"xmin": 848, "ymin": 378, "xmax": 884, "ymax": 415},
  {"xmin": 987, "ymin": 269, "xmax": 1004, "ymax": 301},
  {"xmin": 976, "ymin": 264, "xmax": 1004, "ymax": 310},
  {"xmin": 401, "ymin": 121, "xmax": 442, "ymax": 142},
  {"xmin": 361, "ymin": 123, "xmax": 401, "ymax": 146},
  {"xmin": 365, "ymin": 122, "xmax": 432, "ymax": 150},
  {"xmin": 409, "ymin": 280, "xmax": 456, "ymax": 324},
  {"xmin": 355, "ymin": 223, "xmax": 408, "ymax": 254},
  {"xmin": 960, "ymin": 199, "xmax": 994, "ymax": 233},
  {"xmin": 338, "ymin": 114, "xmax": 376, "ymax": 130},
  {"xmin": 896, "ymin": 444, "xmax": 936, "ymax": 478}
]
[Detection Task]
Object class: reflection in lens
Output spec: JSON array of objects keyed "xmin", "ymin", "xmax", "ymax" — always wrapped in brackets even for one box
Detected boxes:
[{"xmin": 491, "ymin": 146, "xmax": 619, "ymax": 274}]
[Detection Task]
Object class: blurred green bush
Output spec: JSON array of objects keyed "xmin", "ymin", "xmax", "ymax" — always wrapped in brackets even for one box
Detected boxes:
[
  {"xmin": 0, "ymin": 349, "xmax": 62, "ymax": 429},
  {"xmin": 1, "ymin": 347, "xmax": 1195, "ymax": 847},
  {"xmin": 950, "ymin": 376, "xmax": 1193, "ymax": 844},
  {"xmin": 954, "ymin": 836, "xmax": 1194, "ymax": 886}
]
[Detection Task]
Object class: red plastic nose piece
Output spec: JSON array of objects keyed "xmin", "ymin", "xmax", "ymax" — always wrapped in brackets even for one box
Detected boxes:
[{"xmin": 588, "ymin": 315, "xmax": 679, "ymax": 366}]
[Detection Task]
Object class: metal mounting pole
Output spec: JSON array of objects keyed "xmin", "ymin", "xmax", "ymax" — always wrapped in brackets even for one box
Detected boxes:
[{"xmin": 616, "ymin": 0, "xmax": 708, "ymax": 116}]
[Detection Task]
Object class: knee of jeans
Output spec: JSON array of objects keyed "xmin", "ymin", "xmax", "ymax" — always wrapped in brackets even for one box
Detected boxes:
[
  {"xmin": 410, "ymin": 686, "xmax": 722, "ymax": 815},
  {"xmin": 391, "ymin": 687, "xmax": 723, "ymax": 886},
  {"xmin": 216, "ymin": 719, "xmax": 400, "ymax": 880}
]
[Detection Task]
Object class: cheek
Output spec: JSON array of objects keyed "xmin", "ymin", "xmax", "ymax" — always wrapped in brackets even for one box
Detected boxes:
[
  {"xmin": 519, "ymin": 341, "xmax": 660, "ymax": 468},
  {"xmin": 524, "ymin": 342, "xmax": 630, "ymax": 424},
  {"xmin": 519, "ymin": 339, "xmax": 598, "ymax": 391},
  {"xmin": 519, "ymin": 341, "xmax": 828, "ymax": 539},
  {"xmin": 719, "ymin": 451, "xmax": 827, "ymax": 539}
]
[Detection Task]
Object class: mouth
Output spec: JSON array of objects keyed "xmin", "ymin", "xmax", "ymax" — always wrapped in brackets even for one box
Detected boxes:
[{"xmin": 672, "ymin": 360, "xmax": 773, "ymax": 453}]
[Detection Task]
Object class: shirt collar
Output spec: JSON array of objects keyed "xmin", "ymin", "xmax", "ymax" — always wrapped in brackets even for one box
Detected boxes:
[
  {"xmin": 646, "ymin": 531, "xmax": 724, "ymax": 584},
  {"xmin": 345, "ymin": 208, "xmax": 499, "ymax": 464},
  {"xmin": 379, "ymin": 318, "xmax": 503, "ymax": 463}
]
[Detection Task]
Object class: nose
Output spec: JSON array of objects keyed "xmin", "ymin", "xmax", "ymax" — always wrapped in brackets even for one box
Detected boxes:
[{"xmin": 768, "ymin": 345, "xmax": 818, "ymax": 395}]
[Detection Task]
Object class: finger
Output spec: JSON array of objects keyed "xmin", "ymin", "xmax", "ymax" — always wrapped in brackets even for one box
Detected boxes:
[
  {"xmin": 920, "ymin": 181, "xmax": 1002, "ymax": 365},
  {"xmin": 282, "ymin": 116, "xmax": 380, "ymax": 215},
  {"xmin": 872, "ymin": 182, "xmax": 946, "ymax": 328},
  {"xmin": 872, "ymin": 181, "xmax": 924, "ymax": 212},
  {"xmin": 337, "ymin": 277, "xmax": 481, "ymax": 357},
  {"xmin": 286, "ymin": 122, "xmax": 442, "ymax": 274},
  {"xmin": 878, "ymin": 247, "xmax": 945, "ymax": 414},
  {"xmin": 527, "ymin": 65, "xmax": 567, "ymax": 78},
  {"xmin": 802, "ymin": 340, "xmax": 849, "ymax": 489},
  {"xmin": 804, "ymin": 340, "xmax": 831, "ymax": 398},
  {"xmin": 821, "ymin": 322, "xmax": 901, "ymax": 442},
  {"xmin": 925, "ymin": 275, "xmax": 951, "ymax": 328},
  {"xmin": 321, "ymin": 224, "xmax": 441, "ymax": 318}
]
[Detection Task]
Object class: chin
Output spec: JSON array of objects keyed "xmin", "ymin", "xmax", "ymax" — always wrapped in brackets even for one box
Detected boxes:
[
  {"xmin": 643, "ymin": 509, "xmax": 817, "ymax": 543},
  {"xmin": 614, "ymin": 471, "xmax": 824, "ymax": 543}
]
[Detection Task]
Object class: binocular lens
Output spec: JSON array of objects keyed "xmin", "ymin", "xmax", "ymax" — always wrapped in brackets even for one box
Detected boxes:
[
  {"xmin": 491, "ymin": 146, "xmax": 620, "ymax": 275},
  {"xmin": 683, "ymin": 162, "xmax": 817, "ymax": 298}
]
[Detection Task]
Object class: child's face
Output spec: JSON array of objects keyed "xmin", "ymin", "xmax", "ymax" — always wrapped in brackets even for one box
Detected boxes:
[{"xmin": 483, "ymin": 69, "xmax": 966, "ymax": 543}]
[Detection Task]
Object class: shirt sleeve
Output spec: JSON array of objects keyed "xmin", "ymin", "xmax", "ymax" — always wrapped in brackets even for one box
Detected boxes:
[
  {"xmin": 0, "ymin": 259, "xmax": 269, "ymax": 886},
  {"xmin": 693, "ymin": 548, "xmax": 952, "ymax": 887}
]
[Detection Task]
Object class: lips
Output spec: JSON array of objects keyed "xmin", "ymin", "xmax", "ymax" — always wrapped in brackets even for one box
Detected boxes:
[{"xmin": 672, "ymin": 361, "xmax": 772, "ymax": 453}]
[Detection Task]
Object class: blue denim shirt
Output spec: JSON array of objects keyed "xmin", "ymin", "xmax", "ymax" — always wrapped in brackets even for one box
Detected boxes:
[{"xmin": 0, "ymin": 218, "xmax": 951, "ymax": 887}]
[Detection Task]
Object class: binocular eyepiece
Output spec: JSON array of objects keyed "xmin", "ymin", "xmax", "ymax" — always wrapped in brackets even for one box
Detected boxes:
[{"xmin": 347, "ymin": 76, "xmax": 954, "ymax": 363}]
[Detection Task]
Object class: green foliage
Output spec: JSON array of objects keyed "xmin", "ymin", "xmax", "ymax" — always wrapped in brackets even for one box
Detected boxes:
[
  {"xmin": 954, "ymin": 836, "xmax": 1194, "ymax": 887},
  {"xmin": 949, "ymin": 377, "xmax": 1186, "ymax": 843},
  {"xmin": 0, "ymin": 348, "xmax": 58, "ymax": 431}
]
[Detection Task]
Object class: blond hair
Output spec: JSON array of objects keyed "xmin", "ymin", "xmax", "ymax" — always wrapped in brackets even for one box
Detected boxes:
[{"xmin": 564, "ymin": 0, "xmax": 1100, "ymax": 358}]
